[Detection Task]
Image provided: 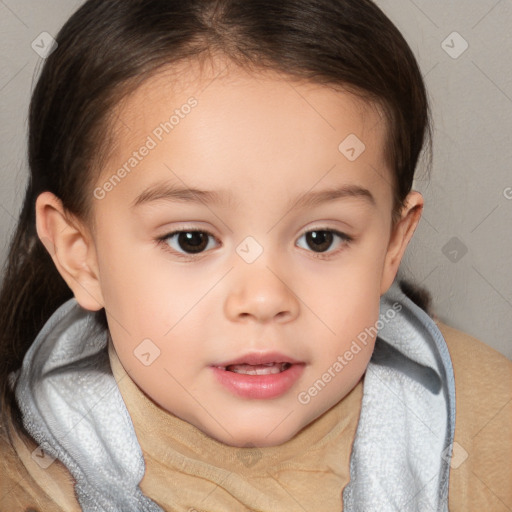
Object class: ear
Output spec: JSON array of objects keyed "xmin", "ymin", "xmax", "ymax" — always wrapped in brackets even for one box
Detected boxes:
[
  {"xmin": 380, "ymin": 190, "xmax": 424, "ymax": 295},
  {"xmin": 35, "ymin": 191, "xmax": 104, "ymax": 311}
]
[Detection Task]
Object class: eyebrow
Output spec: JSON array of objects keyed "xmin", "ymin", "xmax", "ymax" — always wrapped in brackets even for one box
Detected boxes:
[
  {"xmin": 131, "ymin": 183, "xmax": 233, "ymax": 209},
  {"xmin": 131, "ymin": 181, "xmax": 376, "ymax": 210},
  {"xmin": 291, "ymin": 184, "xmax": 376, "ymax": 210}
]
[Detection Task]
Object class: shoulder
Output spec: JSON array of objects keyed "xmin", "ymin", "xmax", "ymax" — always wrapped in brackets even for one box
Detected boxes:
[
  {"xmin": 437, "ymin": 321, "xmax": 511, "ymax": 412},
  {"xmin": 0, "ymin": 420, "xmax": 80, "ymax": 511},
  {"xmin": 435, "ymin": 321, "xmax": 512, "ymax": 511}
]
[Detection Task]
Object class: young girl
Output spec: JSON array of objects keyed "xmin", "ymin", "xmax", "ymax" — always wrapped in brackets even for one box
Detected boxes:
[{"xmin": 1, "ymin": 0, "xmax": 511, "ymax": 510}]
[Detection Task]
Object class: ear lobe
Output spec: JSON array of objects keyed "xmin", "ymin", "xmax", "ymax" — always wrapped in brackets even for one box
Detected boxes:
[
  {"xmin": 35, "ymin": 191, "xmax": 104, "ymax": 311},
  {"xmin": 380, "ymin": 191, "xmax": 424, "ymax": 295}
]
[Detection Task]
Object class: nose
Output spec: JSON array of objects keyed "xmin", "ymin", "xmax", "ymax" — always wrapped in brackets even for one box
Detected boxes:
[{"xmin": 224, "ymin": 261, "xmax": 300, "ymax": 324}]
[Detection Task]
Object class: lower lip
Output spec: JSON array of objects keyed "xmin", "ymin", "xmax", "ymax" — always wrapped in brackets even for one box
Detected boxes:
[{"xmin": 211, "ymin": 364, "xmax": 305, "ymax": 399}]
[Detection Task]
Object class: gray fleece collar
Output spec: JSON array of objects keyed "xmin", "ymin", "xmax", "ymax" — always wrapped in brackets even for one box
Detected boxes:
[
  {"xmin": 342, "ymin": 282, "xmax": 455, "ymax": 511},
  {"xmin": 10, "ymin": 280, "xmax": 455, "ymax": 511}
]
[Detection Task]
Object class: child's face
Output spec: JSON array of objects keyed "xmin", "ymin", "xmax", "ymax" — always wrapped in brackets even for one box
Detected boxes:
[{"xmin": 82, "ymin": 59, "xmax": 419, "ymax": 447}]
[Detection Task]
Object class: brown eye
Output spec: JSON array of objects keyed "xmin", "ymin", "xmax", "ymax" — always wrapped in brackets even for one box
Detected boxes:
[
  {"xmin": 296, "ymin": 229, "xmax": 352, "ymax": 255},
  {"xmin": 177, "ymin": 232, "xmax": 209, "ymax": 253},
  {"xmin": 305, "ymin": 230, "xmax": 334, "ymax": 252},
  {"xmin": 161, "ymin": 230, "xmax": 218, "ymax": 255}
]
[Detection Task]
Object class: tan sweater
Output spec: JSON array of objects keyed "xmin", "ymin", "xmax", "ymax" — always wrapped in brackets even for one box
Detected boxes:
[{"xmin": 1, "ymin": 321, "xmax": 511, "ymax": 511}]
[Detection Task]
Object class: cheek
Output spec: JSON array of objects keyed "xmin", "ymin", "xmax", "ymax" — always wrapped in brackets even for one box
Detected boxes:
[
  {"xmin": 96, "ymin": 232, "xmax": 217, "ymax": 345},
  {"xmin": 94, "ymin": 223, "xmax": 165, "ymax": 331},
  {"xmin": 313, "ymin": 245, "xmax": 385, "ymax": 317},
  {"xmin": 302, "ymin": 242, "xmax": 385, "ymax": 361}
]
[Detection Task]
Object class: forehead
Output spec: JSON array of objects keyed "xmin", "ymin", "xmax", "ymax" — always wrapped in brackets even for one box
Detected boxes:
[
  {"xmin": 98, "ymin": 56, "xmax": 392, "ymax": 213},
  {"xmin": 113, "ymin": 56, "xmax": 385, "ymax": 144}
]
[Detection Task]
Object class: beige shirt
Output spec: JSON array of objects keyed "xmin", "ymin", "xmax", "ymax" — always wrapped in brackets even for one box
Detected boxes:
[{"xmin": 1, "ymin": 321, "xmax": 511, "ymax": 511}]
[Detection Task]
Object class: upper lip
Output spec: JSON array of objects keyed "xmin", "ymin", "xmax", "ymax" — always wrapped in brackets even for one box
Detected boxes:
[{"xmin": 213, "ymin": 352, "xmax": 304, "ymax": 368}]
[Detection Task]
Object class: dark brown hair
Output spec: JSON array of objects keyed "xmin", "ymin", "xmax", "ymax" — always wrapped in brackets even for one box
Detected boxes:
[{"xmin": 0, "ymin": 0, "xmax": 431, "ymax": 440}]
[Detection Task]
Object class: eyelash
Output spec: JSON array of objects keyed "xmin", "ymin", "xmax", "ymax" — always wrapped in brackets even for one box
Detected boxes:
[{"xmin": 156, "ymin": 227, "xmax": 354, "ymax": 260}]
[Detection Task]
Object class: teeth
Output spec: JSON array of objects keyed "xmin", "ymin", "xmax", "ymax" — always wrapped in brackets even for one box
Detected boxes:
[
  {"xmin": 226, "ymin": 362, "xmax": 291, "ymax": 375},
  {"xmin": 233, "ymin": 365, "xmax": 281, "ymax": 375}
]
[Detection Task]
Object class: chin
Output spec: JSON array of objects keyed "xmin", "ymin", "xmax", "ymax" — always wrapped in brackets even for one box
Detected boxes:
[{"xmin": 207, "ymin": 422, "xmax": 301, "ymax": 448}]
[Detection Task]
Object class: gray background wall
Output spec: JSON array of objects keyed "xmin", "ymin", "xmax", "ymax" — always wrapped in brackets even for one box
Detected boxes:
[{"xmin": 1, "ymin": 1, "xmax": 511, "ymax": 359}]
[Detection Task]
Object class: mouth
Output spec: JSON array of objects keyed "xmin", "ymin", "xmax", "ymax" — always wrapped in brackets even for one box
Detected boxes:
[
  {"xmin": 213, "ymin": 351, "xmax": 303, "ymax": 374},
  {"xmin": 211, "ymin": 352, "xmax": 305, "ymax": 399},
  {"xmin": 219, "ymin": 362, "xmax": 293, "ymax": 375}
]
